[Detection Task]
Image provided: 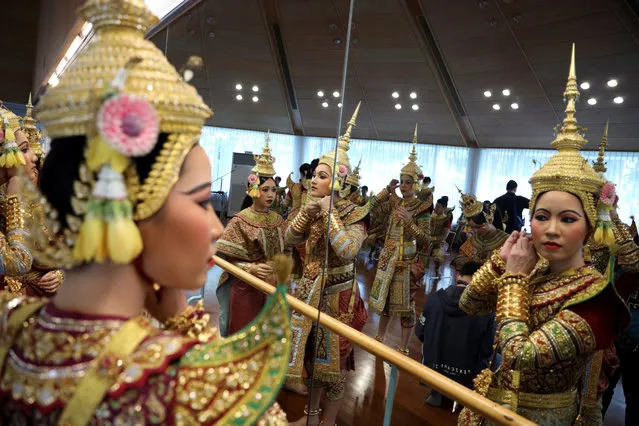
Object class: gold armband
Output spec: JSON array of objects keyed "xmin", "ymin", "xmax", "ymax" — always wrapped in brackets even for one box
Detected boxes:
[
  {"xmin": 5, "ymin": 195, "xmax": 24, "ymax": 232},
  {"xmin": 163, "ymin": 300, "xmax": 216, "ymax": 343},
  {"xmin": 326, "ymin": 211, "xmax": 343, "ymax": 234},
  {"xmin": 291, "ymin": 210, "xmax": 313, "ymax": 233},
  {"xmin": 496, "ymin": 273, "xmax": 530, "ymax": 323}
]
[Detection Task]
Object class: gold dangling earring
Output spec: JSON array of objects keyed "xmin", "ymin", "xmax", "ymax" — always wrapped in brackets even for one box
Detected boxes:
[{"xmin": 152, "ymin": 283, "xmax": 162, "ymax": 303}]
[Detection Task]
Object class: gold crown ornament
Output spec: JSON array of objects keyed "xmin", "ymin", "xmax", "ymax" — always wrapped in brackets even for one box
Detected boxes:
[
  {"xmin": 319, "ymin": 102, "xmax": 360, "ymax": 193},
  {"xmin": 0, "ymin": 104, "xmax": 27, "ymax": 168},
  {"xmin": 529, "ymin": 44, "xmax": 614, "ymax": 245},
  {"xmin": 21, "ymin": 93, "xmax": 44, "ymax": 160},
  {"xmin": 23, "ymin": 0, "xmax": 212, "ymax": 268},
  {"xmin": 400, "ymin": 124, "xmax": 424, "ymax": 188},
  {"xmin": 592, "ymin": 119, "xmax": 608, "ymax": 174},
  {"xmin": 345, "ymin": 158, "xmax": 361, "ymax": 188},
  {"xmin": 248, "ymin": 131, "xmax": 277, "ymax": 198},
  {"xmin": 456, "ymin": 186, "xmax": 483, "ymax": 219}
]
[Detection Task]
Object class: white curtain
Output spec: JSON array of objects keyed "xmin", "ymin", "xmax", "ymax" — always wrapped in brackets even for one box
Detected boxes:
[
  {"xmin": 200, "ymin": 127, "xmax": 299, "ymax": 193},
  {"xmin": 476, "ymin": 148, "xmax": 639, "ymax": 221}
]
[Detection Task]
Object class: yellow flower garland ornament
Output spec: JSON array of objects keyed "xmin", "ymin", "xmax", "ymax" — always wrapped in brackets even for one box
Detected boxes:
[
  {"xmin": 0, "ymin": 109, "xmax": 26, "ymax": 168},
  {"xmin": 75, "ymin": 59, "xmax": 160, "ymax": 264}
]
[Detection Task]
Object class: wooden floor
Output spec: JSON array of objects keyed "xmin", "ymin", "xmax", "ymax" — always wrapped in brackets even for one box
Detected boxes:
[{"xmin": 189, "ymin": 252, "xmax": 627, "ymax": 426}]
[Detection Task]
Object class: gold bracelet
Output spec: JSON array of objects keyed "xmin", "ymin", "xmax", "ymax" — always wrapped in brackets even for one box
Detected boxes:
[
  {"xmin": 164, "ymin": 300, "xmax": 216, "ymax": 342},
  {"xmin": 496, "ymin": 273, "xmax": 530, "ymax": 323},
  {"xmin": 291, "ymin": 210, "xmax": 312, "ymax": 233},
  {"xmin": 490, "ymin": 250, "xmax": 506, "ymax": 275},
  {"xmin": 5, "ymin": 195, "xmax": 24, "ymax": 231},
  {"xmin": 55, "ymin": 270, "xmax": 65, "ymax": 286}
]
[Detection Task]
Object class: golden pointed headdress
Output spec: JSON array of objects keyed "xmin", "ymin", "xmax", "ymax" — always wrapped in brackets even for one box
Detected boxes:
[
  {"xmin": 319, "ymin": 102, "xmax": 360, "ymax": 175},
  {"xmin": 21, "ymin": 93, "xmax": 44, "ymax": 159},
  {"xmin": 592, "ymin": 120, "xmax": 608, "ymax": 174},
  {"xmin": 529, "ymin": 44, "xmax": 608, "ymax": 236},
  {"xmin": 345, "ymin": 158, "xmax": 362, "ymax": 187},
  {"xmin": 252, "ymin": 130, "xmax": 277, "ymax": 178},
  {"xmin": 400, "ymin": 124, "xmax": 422, "ymax": 181},
  {"xmin": 456, "ymin": 186, "xmax": 483, "ymax": 219}
]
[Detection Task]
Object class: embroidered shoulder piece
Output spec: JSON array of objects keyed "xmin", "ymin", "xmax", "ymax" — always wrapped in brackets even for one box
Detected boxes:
[
  {"xmin": 236, "ymin": 209, "xmax": 284, "ymax": 229},
  {"xmin": 0, "ymin": 300, "xmax": 195, "ymax": 410},
  {"xmin": 337, "ymin": 200, "xmax": 369, "ymax": 226},
  {"xmin": 174, "ymin": 285, "xmax": 291, "ymax": 425},
  {"xmin": 530, "ymin": 266, "xmax": 608, "ymax": 309}
]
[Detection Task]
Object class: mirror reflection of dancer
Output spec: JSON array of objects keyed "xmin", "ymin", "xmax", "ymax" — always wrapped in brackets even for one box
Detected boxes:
[
  {"xmin": 0, "ymin": 1, "xmax": 291, "ymax": 423},
  {"xmin": 285, "ymin": 104, "xmax": 369, "ymax": 426},
  {"xmin": 458, "ymin": 45, "xmax": 634, "ymax": 426},
  {"xmin": 369, "ymin": 125, "xmax": 431, "ymax": 355},
  {"xmin": 216, "ymin": 132, "xmax": 289, "ymax": 336},
  {"xmin": 427, "ymin": 196, "xmax": 454, "ymax": 291}
]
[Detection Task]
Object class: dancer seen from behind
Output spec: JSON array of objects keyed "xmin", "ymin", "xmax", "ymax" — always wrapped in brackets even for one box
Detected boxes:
[
  {"xmin": 216, "ymin": 132, "xmax": 289, "ymax": 336},
  {"xmin": 285, "ymin": 103, "xmax": 369, "ymax": 426},
  {"xmin": 458, "ymin": 45, "xmax": 633, "ymax": 426},
  {"xmin": 0, "ymin": 1, "xmax": 291, "ymax": 424},
  {"xmin": 369, "ymin": 125, "xmax": 431, "ymax": 355},
  {"xmin": 427, "ymin": 196, "xmax": 454, "ymax": 290}
]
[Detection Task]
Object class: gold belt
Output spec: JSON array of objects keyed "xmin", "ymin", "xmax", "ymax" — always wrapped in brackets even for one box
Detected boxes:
[{"xmin": 487, "ymin": 387, "xmax": 577, "ymax": 409}]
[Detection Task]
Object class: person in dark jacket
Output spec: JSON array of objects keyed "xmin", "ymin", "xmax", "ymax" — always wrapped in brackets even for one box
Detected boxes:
[
  {"xmin": 493, "ymin": 180, "xmax": 530, "ymax": 233},
  {"xmin": 415, "ymin": 261, "xmax": 495, "ymax": 407}
]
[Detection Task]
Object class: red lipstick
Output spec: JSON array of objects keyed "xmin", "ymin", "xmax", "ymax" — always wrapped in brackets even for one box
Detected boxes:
[{"xmin": 543, "ymin": 242, "xmax": 561, "ymax": 251}]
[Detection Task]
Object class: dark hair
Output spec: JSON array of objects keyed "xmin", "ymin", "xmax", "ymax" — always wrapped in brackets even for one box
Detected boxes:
[
  {"xmin": 506, "ymin": 180, "xmax": 517, "ymax": 191},
  {"xmin": 470, "ymin": 211, "xmax": 487, "ymax": 225},
  {"xmin": 299, "ymin": 163, "xmax": 311, "ymax": 179},
  {"xmin": 274, "ymin": 176, "xmax": 281, "ymax": 182},
  {"xmin": 240, "ymin": 176, "xmax": 273, "ymax": 210},
  {"xmin": 436, "ymin": 196, "xmax": 448, "ymax": 207},
  {"xmin": 39, "ymin": 133, "xmax": 169, "ymax": 230},
  {"xmin": 361, "ymin": 185, "xmax": 368, "ymax": 191},
  {"xmin": 459, "ymin": 261, "xmax": 482, "ymax": 277},
  {"xmin": 310, "ymin": 158, "xmax": 319, "ymax": 173},
  {"xmin": 423, "ymin": 176, "xmax": 431, "ymax": 184}
]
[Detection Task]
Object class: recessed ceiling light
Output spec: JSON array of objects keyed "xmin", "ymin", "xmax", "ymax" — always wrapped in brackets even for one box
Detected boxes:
[
  {"xmin": 483, "ymin": 90, "xmax": 492, "ymax": 98},
  {"xmin": 317, "ymin": 90, "xmax": 324, "ymax": 97},
  {"xmin": 607, "ymin": 79, "xmax": 618, "ymax": 88},
  {"xmin": 332, "ymin": 91, "xmax": 340, "ymax": 98},
  {"xmin": 510, "ymin": 103, "xmax": 519, "ymax": 110},
  {"xmin": 492, "ymin": 104, "xmax": 501, "ymax": 111},
  {"xmin": 252, "ymin": 85, "xmax": 259, "ymax": 92},
  {"xmin": 338, "ymin": 102, "xmax": 343, "ymax": 108},
  {"xmin": 235, "ymin": 83, "xmax": 243, "ymax": 91},
  {"xmin": 613, "ymin": 96, "xmax": 624, "ymax": 104},
  {"xmin": 236, "ymin": 94, "xmax": 243, "ymax": 101},
  {"xmin": 322, "ymin": 101, "xmax": 329, "ymax": 108},
  {"xmin": 502, "ymin": 89, "xmax": 511, "ymax": 96},
  {"xmin": 587, "ymin": 98, "xmax": 597, "ymax": 105},
  {"xmin": 412, "ymin": 104, "xmax": 419, "ymax": 111},
  {"xmin": 394, "ymin": 103, "xmax": 402, "ymax": 110},
  {"xmin": 252, "ymin": 96, "xmax": 259, "ymax": 102},
  {"xmin": 409, "ymin": 92, "xmax": 417, "ymax": 99},
  {"xmin": 392, "ymin": 91, "xmax": 400, "ymax": 99},
  {"xmin": 580, "ymin": 82, "xmax": 590, "ymax": 90}
]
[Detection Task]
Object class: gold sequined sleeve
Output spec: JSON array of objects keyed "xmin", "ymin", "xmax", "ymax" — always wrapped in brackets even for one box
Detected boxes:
[
  {"xmin": 0, "ymin": 195, "xmax": 33, "ymax": 277},
  {"xmin": 405, "ymin": 213, "xmax": 430, "ymax": 249},
  {"xmin": 613, "ymin": 217, "xmax": 639, "ymax": 273},
  {"xmin": 326, "ymin": 212, "xmax": 367, "ymax": 262},
  {"xmin": 495, "ymin": 274, "xmax": 596, "ymax": 371},
  {"xmin": 284, "ymin": 210, "xmax": 312, "ymax": 247},
  {"xmin": 459, "ymin": 251, "xmax": 505, "ymax": 315}
]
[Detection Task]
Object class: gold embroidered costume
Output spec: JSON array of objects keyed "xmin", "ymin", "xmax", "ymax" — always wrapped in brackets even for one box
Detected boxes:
[
  {"xmin": 0, "ymin": 1, "xmax": 291, "ymax": 424},
  {"xmin": 284, "ymin": 104, "xmax": 369, "ymax": 401},
  {"xmin": 0, "ymin": 106, "xmax": 32, "ymax": 293},
  {"xmin": 427, "ymin": 206, "xmax": 454, "ymax": 267},
  {"xmin": 369, "ymin": 128, "xmax": 430, "ymax": 328},
  {"xmin": 458, "ymin": 45, "xmax": 633, "ymax": 426}
]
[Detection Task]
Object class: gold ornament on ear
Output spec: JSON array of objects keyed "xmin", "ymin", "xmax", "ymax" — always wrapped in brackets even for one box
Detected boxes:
[{"xmin": 0, "ymin": 106, "xmax": 26, "ymax": 168}]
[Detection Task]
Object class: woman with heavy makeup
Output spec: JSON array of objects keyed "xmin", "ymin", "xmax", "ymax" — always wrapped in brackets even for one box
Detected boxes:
[
  {"xmin": 455, "ymin": 190, "xmax": 509, "ymax": 267},
  {"xmin": 0, "ymin": 106, "xmax": 35, "ymax": 294},
  {"xmin": 458, "ymin": 46, "xmax": 633, "ymax": 426},
  {"xmin": 0, "ymin": 103, "xmax": 65, "ymax": 297},
  {"xmin": 216, "ymin": 134, "xmax": 289, "ymax": 336},
  {"xmin": 285, "ymin": 104, "xmax": 369, "ymax": 426},
  {"xmin": 369, "ymin": 126, "xmax": 431, "ymax": 355},
  {"xmin": 0, "ymin": 1, "xmax": 290, "ymax": 424}
]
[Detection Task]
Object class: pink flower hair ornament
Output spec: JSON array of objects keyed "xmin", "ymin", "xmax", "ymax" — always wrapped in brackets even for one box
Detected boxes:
[
  {"xmin": 97, "ymin": 94, "xmax": 160, "ymax": 157},
  {"xmin": 600, "ymin": 183, "xmax": 616, "ymax": 207},
  {"xmin": 337, "ymin": 164, "xmax": 348, "ymax": 178}
]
